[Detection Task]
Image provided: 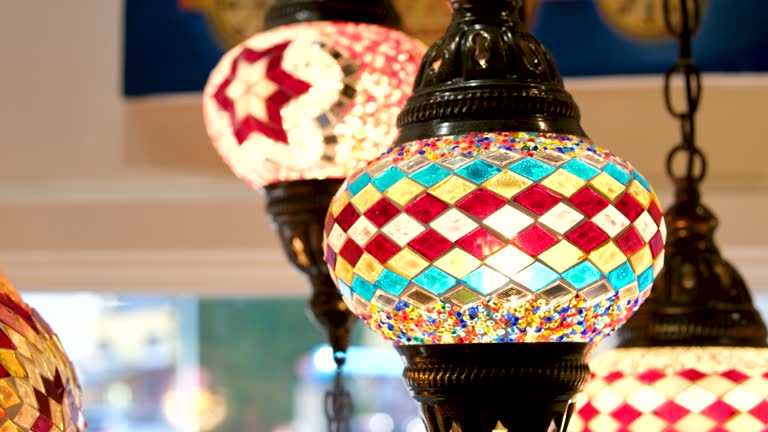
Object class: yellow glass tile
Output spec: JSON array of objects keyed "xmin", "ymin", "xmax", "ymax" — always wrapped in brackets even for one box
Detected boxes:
[
  {"xmin": 5, "ymin": 330, "xmax": 28, "ymax": 360},
  {"xmin": 0, "ymin": 420, "xmax": 19, "ymax": 432},
  {"xmin": 628, "ymin": 179, "xmax": 652, "ymax": 207},
  {"xmin": 433, "ymin": 249, "xmax": 482, "ymax": 279},
  {"xmin": 629, "ymin": 414, "xmax": 667, "ymax": 432},
  {"xmin": 50, "ymin": 399, "xmax": 63, "ymax": 430},
  {"xmin": 387, "ymin": 249, "xmax": 429, "ymax": 279},
  {"xmin": 354, "ymin": 253, "xmax": 384, "ymax": 283},
  {"xmin": 13, "ymin": 404, "xmax": 37, "ymax": 428},
  {"xmin": 589, "ymin": 242, "xmax": 626, "ymax": 273},
  {"xmin": 16, "ymin": 358, "xmax": 41, "ymax": 392},
  {"xmin": 540, "ymin": 169, "xmax": 586, "ymax": 198},
  {"xmin": 0, "ymin": 352, "xmax": 25, "ymax": 379},
  {"xmin": 0, "ymin": 380, "xmax": 20, "ymax": 408},
  {"xmin": 350, "ymin": 184, "xmax": 382, "ymax": 212},
  {"xmin": 653, "ymin": 375, "xmax": 691, "ymax": 398},
  {"xmin": 12, "ymin": 380, "xmax": 35, "ymax": 409},
  {"xmin": 676, "ymin": 414, "xmax": 717, "ymax": 431},
  {"xmin": 329, "ymin": 190, "xmax": 350, "ymax": 217},
  {"xmin": 482, "ymin": 170, "xmax": 532, "ymax": 199},
  {"xmin": 335, "ymin": 256, "xmax": 355, "ymax": 286},
  {"xmin": 629, "ymin": 246, "xmax": 653, "ymax": 273},
  {"xmin": 428, "ymin": 175, "xmax": 476, "ymax": 204},
  {"xmin": 696, "ymin": 375, "xmax": 739, "ymax": 397},
  {"xmin": 385, "ymin": 178, "xmax": 425, "ymax": 206},
  {"xmin": 590, "ymin": 172, "xmax": 625, "ymax": 201},
  {"xmin": 724, "ymin": 413, "xmax": 764, "ymax": 431},
  {"xmin": 609, "ymin": 377, "xmax": 644, "ymax": 398},
  {"xmin": 538, "ymin": 241, "xmax": 586, "ymax": 273}
]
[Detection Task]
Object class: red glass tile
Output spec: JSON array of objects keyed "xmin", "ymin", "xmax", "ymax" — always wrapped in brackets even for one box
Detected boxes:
[
  {"xmin": 654, "ymin": 400, "xmax": 690, "ymax": 423},
  {"xmin": 365, "ymin": 234, "xmax": 401, "ymax": 263},
  {"xmin": 604, "ymin": 371, "xmax": 625, "ymax": 384},
  {"xmin": 34, "ymin": 388, "xmax": 52, "ymax": 423},
  {"xmin": 456, "ymin": 227, "xmax": 506, "ymax": 259},
  {"xmin": 512, "ymin": 184, "xmax": 562, "ymax": 215},
  {"xmin": 648, "ymin": 199, "xmax": 664, "ymax": 225},
  {"xmin": 610, "ymin": 404, "xmax": 641, "ymax": 424},
  {"xmin": 749, "ymin": 400, "xmax": 768, "ymax": 423},
  {"xmin": 649, "ymin": 231, "xmax": 664, "ymax": 258},
  {"xmin": 339, "ymin": 239, "xmax": 364, "ymax": 266},
  {"xmin": 721, "ymin": 369, "xmax": 750, "ymax": 383},
  {"xmin": 636, "ymin": 369, "xmax": 665, "ymax": 384},
  {"xmin": 565, "ymin": 221, "xmax": 609, "ymax": 253},
  {"xmin": 334, "ymin": 203, "xmax": 360, "ymax": 231},
  {"xmin": 405, "ymin": 193, "xmax": 449, "ymax": 223},
  {"xmin": 615, "ymin": 227, "xmax": 645, "ymax": 256},
  {"xmin": 615, "ymin": 192, "xmax": 644, "ymax": 222},
  {"xmin": 0, "ymin": 363, "xmax": 8, "ymax": 379},
  {"xmin": 0, "ymin": 304, "xmax": 23, "ymax": 335},
  {"xmin": 569, "ymin": 187, "xmax": 609, "ymax": 218},
  {"xmin": 511, "ymin": 224, "xmax": 558, "ymax": 257},
  {"xmin": 701, "ymin": 400, "xmax": 739, "ymax": 423},
  {"xmin": 31, "ymin": 415, "xmax": 53, "ymax": 432},
  {"xmin": 364, "ymin": 198, "xmax": 400, "ymax": 227},
  {"xmin": 678, "ymin": 368, "xmax": 706, "ymax": 381},
  {"xmin": 325, "ymin": 245, "xmax": 337, "ymax": 270},
  {"xmin": 577, "ymin": 403, "xmax": 599, "ymax": 423},
  {"xmin": 409, "ymin": 229, "xmax": 454, "ymax": 261},
  {"xmin": 0, "ymin": 330, "xmax": 15, "ymax": 350},
  {"xmin": 324, "ymin": 215, "xmax": 336, "ymax": 237},
  {"xmin": 456, "ymin": 189, "xmax": 507, "ymax": 219}
]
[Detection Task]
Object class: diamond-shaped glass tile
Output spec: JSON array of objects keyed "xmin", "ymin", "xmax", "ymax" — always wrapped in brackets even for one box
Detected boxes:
[
  {"xmin": 409, "ymin": 229, "xmax": 453, "ymax": 261},
  {"xmin": 541, "ymin": 169, "xmax": 586, "ymax": 197},
  {"xmin": 696, "ymin": 376, "xmax": 738, "ymax": 398},
  {"xmin": 414, "ymin": 266, "xmax": 458, "ymax": 296},
  {"xmin": 326, "ymin": 245, "xmax": 337, "ymax": 270},
  {"xmin": 538, "ymin": 283, "xmax": 576, "ymax": 306},
  {"xmin": 482, "ymin": 205, "xmax": 534, "ymax": 239},
  {"xmin": 446, "ymin": 286, "xmax": 483, "ymax": 307},
  {"xmin": 513, "ymin": 184, "xmax": 563, "ymax": 215},
  {"xmin": 592, "ymin": 205, "xmax": 631, "ymax": 237},
  {"xmin": 512, "ymin": 224, "xmax": 558, "ymax": 257},
  {"xmin": 580, "ymin": 281, "xmax": 614, "ymax": 305},
  {"xmin": 375, "ymin": 268, "xmax": 410, "ymax": 296},
  {"xmin": 629, "ymin": 245, "xmax": 653, "ymax": 273},
  {"xmin": 604, "ymin": 162, "xmax": 631, "ymax": 185},
  {"xmin": 352, "ymin": 295, "xmax": 371, "ymax": 313},
  {"xmin": 430, "ymin": 208, "xmax": 479, "ymax": 241},
  {"xmin": 723, "ymin": 386, "xmax": 763, "ymax": 411},
  {"xmin": 365, "ymin": 234, "xmax": 400, "ymax": 264},
  {"xmin": 364, "ymin": 198, "xmax": 400, "ymax": 227},
  {"xmin": 569, "ymin": 187, "xmax": 610, "ymax": 218},
  {"xmin": 429, "ymin": 175, "xmax": 477, "ymax": 204},
  {"xmin": 339, "ymin": 238, "xmax": 365, "ymax": 266},
  {"xmin": 649, "ymin": 231, "xmax": 664, "ymax": 258},
  {"xmin": 509, "ymin": 157, "xmax": 557, "ymax": 181},
  {"xmin": 368, "ymin": 159, "xmax": 394, "ymax": 177},
  {"xmin": 434, "ymin": 248, "xmax": 482, "ymax": 279},
  {"xmin": 538, "ymin": 241, "xmax": 585, "ymax": 273},
  {"xmin": 438, "ymin": 153, "xmax": 474, "ymax": 169},
  {"xmin": 562, "ymin": 158, "xmax": 600, "ymax": 180},
  {"xmin": 562, "ymin": 261, "xmax": 602, "ymax": 289},
  {"xmin": 461, "ymin": 265, "xmax": 510, "ymax": 295},
  {"xmin": 580, "ymin": 152, "xmax": 608, "ymax": 168},
  {"xmin": 619, "ymin": 281, "xmax": 639, "ymax": 300},
  {"xmin": 354, "ymin": 252, "xmax": 384, "ymax": 283},
  {"xmin": 481, "ymin": 149, "xmax": 521, "ymax": 167},
  {"xmin": 335, "ymin": 256, "xmax": 354, "ymax": 286},
  {"xmin": 351, "ymin": 276, "xmax": 377, "ymax": 301},
  {"xmin": 372, "ymin": 291, "xmax": 398, "ymax": 309},
  {"xmin": 485, "ymin": 245, "xmax": 535, "ymax": 278},
  {"xmin": 404, "ymin": 193, "xmax": 449, "ymax": 223},
  {"xmin": 654, "ymin": 250, "xmax": 665, "ymax": 278},
  {"xmin": 660, "ymin": 217, "xmax": 668, "ymax": 241},
  {"xmin": 607, "ymin": 261, "xmax": 637, "ymax": 290},
  {"xmin": 590, "ymin": 242, "xmax": 627, "ymax": 273},
  {"xmin": 335, "ymin": 203, "xmax": 360, "ymax": 231},
  {"xmin": 566, "ymin": 221, "xmax": 609, "ymax": 253},
  {"xmin": 351, "ymin": 183, "xmax": 383, "ymax": 212},
  {"xmin": 382, "ymin": 214, "xmax": 425, "ymax": 246},
  {"xmin": 538, "ymin": 203, "xmax": 584, "ymax": 234},
  {"xmin": 638, "ymin": 266, "xmax": 654, "ymax": 292},
  {"xmin": 590, "ymin": 172, "xmax": 625, "ymax": 201},
  {"xmin": 674, "ymin": 385, "xmax": 718, "ymax": 413},
  {"xmin": 648, "ymin": 199, "xmax": 664, "ymax": 226},
  {"xmin": 455, "ymin": 159, "xmax": 502, "ymax": 184},
  {"xmin": 494, "ymin": 283, "xmax": 534, "ymax": 307},
  {"xmin": 348, "ymin": 172, "xmax": 372, "ymax": 196},
  {"xmin": 456, "ymin": 227, "xmax": 505, "ymax": 259},
  {"xmin": 535, "ymin": 150, "xmax": 570, "ymax": 166},
  {"xmin": 511, "ymin": 262, "xmax": 560, "ymax": 292},
  {"xmin": 387, "ymin": 248, "xmax": 429, "ymax": 279},
  {"xmin": 403, "ymin": 287, "xmax": 438, "ymax": 308},
  {"xmin": 397, "ymin": 155, "xmax": 431, "ymax": 173},
  {"xmin": 410, "ymin": 163, "xmax": 452, "ymax": 187},
  {"xmin": 347, "ymin": 216, "xmax": 377, "ymax": 246},
  {"xmin": 327, "ymin": 224, "xmax": 348, "ymax": 251},
  {"xmin": 385, "ymin": 178, "xmax": 425, "ymax": 206},
  {"xmin": 628, "ymin": 179, "xmax": 652, "ymax": 207},
  {"xmin": 456, "ymin": 189, "xmax": 507, "ymax": 219},
  {"xmin": 616, "ymin": 227, "xmax": 645, "ymax": 256},
  {"xmin": 615, "ymin": 192, "xmax": 644, "ymax": 222},
  {"xmin": 371, "ymin": 166, "xmax": 406, "ymax": 192},
  {"xmin": 482, "ymin": 170, "xmax": 532, "ymax": 199},
  {"xmin": 634, "ymin": 211, "xmax": 658, "ymax": 241}
]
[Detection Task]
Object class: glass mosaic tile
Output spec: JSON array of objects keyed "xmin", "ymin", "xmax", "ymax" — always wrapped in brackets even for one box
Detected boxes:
[
  {"xmin": 648, "ymin": 199, "xmax": 664, "ymax": 225},
  {"xmin": 339, "ymin": 238, "xmax": 364, "ymax": 266},
  {"xmin": 404, "ymin": 193, "xmax": 449, "ymax": 223},
  {"xmin": 509, "ymin": 157, "xmax": 557, "ymax": 181},
  {"xmin": 371, "ymin": 166, "xmax": 406, "ymax": 191},
  {"xmin": 397, "ymin": 155, "xmax": 431, "ymax": 173},
  {"xmin": 562, "ymin": 261, "xmax": 603, "ymax": 290},
  {"xmin": 482, "ymin": 205, "xmax": 534, "ymax": 240},
  {"xmin": 433, "ymin": 248, "xmax": 482, "ymax": 279},
  {"xmin": 654, "ymin": 250, "xmax": 665, "ymax": 278},
  {"xmin": 604, "ymin": 162, "xmax": 631, "ymax": 185},
  {"xmin": 335, "ymin": 203, "xmax": 360, "ymax": 231},
  {"xmin": 569, "ymin": 186, "xmax": 609, "ymax": 218},
  {"xmin": 538, "ymin": 203, "xmax": 584, "ymax": 234},
  {"xmin": 591, "ymin": 172, "xmax": 625, "ymax": 201},
  {"xmin": 326, "ymin": 246, "xmax": 337, "ymax": 271},
  {"xmin": 364, "ymin": 198, "xmax": 400, "ymax": 227},
  {"xmin": 580, "ymin": 151, "xmax": 608, "ymax": 168},
  {"xmin": 382, "ymin": 213, "xmax": 425, "ymax": 246},
  {"xmin": 354, "ymin": 252, "xmax": 384, "ymax": 283},
  {"xmin": 368, "ymin": 159, "xmax": 394, "ymax": 177},
  {"xmin": 346, "ymin": 216, "xmax": 377, "ymax": 246},
  {"xmin": 446, "ymin": 286, "xmax": 483, "ymax": 307},
  {"xmin": 650, "ymin": 231, "xmax": 665, "ymax": 258},
  {"xmin": 461, "ymin": 265, "xmax": 510, "ymax": 295},
  {"xmin": 482, "ymin": 170, "xmax": 532, "ymax": 199},
  {"xmin": 372, "ymin": 291, "xmax": 398, "ymax": 309},
  {"xmin": 619, "ymin": 281, "xmax": 639, "ymax": 300},
  {"xmin": 348, "ymin": 172, "xmax": 372, "ymax": 196},
  {"xmin": 538, "ymin": 241, "xmax": 586, "ymax": 273},
  {"xmin": 430, "ymin": 208, "xmax": 479, "ymax": 242},
  {"xmin": 410, "ymin": 163, "xmax": 452, "ymax": 187},
  {"xmin": 429, "ymin": 175, "xmax": 477, "ymax": 204},
  {"xmin": 408, "ymin": 229, "xmax": 453, "ymax": 261},
  {"xmin": 387, "ymin": 248, "xmax": 429, "ymax": 279},
  {"xmin": 403, "ymin": 287, "xmax": 437, "ymax": 308},
  {"xmin": 581, "ymin": 281, "xmax": 614, "ymax": 305},
  {"xmin": 456, "ymin": 227, "xmax": 505, "ymax": 259},
  {"xmin": 512, "ymin": 224, "xmax": 558, "ymax": 257},
  {"xmin": 660, "ymin": 217, "xmax": 668, "ymax": 240},
  {"xmin": 629, "ymin": 246, "xmax": 653, "ymax": 273},
  {"xmin": 350, "ymin": 183, "xmax": 382, "ymax": 212},
  {"xmin": 566, "ymin": 221, "xmax": 610, "ymax": 253},
  {"xmin": 495, "ymin": 283, "xmax": 534, "ymax": 307},
  {"xmin": 352, "ymin": 276, "xmax": 377, "ymax": 301},
  {"xmin": 438, "ymin": 153, "xmax": 473, "ymax": 169},
  {"xmin": 364, "ymin": 234, "xmax": 400, "ymax": 263},
  {"xmin": 562, "ymin": 158, "xmax": 600, "ymax": 180},
  {"xmin": 456, "ymin": 189, "xmax": 507, "ymax": 219},
  {"xmin": 484, "ymin": 245, "xmax": 536, "ymax": 278},
  {"xmin": 628, "ymin": 179, "xmax": 652, "ymax": 208},
  {"xmin": 327, "ymin": 224, "xmax": 348, "ymax": 251},
  {"xmin": 539, "ymin": 283, "xmax": 576, "ymax": 306},
  {"xmin": 541, "ymin": 169, "xmax": 586, "ymax": 197},
  {"xmin": 385, "ymin": 177, "xmax": 425, "ymax": 206},
  {"xmin": 589, "ymin": 242, "xmax": 627, "ymax": 273},
  {"xmin": 414, "ymin": 267, "xmax": 458, "ymax": 296},
  {"xmin": 455, "ymin": 159, "xmax": 503, "ymax": 184},
  {"xmin": 634, "ymin": 211, "xmax": 659, "ymax": 242},
  {"xmin": 481, "ymin": 149, "xmax": 521, "ymax": 167},
  {"xmin": 607, "ymin": 262, "xmax": 637, "ymax": 290},
  {"xmin": 513, "ymin": 183, "xmax": 563, "ymax": 215},
  {"xmin": 511, "ymin": 262, "xmax": 560, "ymax": 292},
  {"xmin": 616, "ymin": 192, "xmax": 644, "ymax": 222},
  {"xmin": 592, "ymin": 205, "xmax": 631, "ymax": 237},
  {"xmin": 536, "ymin": 150, "xmax": 570, "ymax": 166},
  {"xmin": 616, "ymin": 227, "xmax": 645, "ymax": 256},
  {"xmin": 638, "ymin": 266, "xmax": 655, "ymax": 292},
  {"xmin": 375, "ymin": 268, "xmax": 410, "ymax": 296}
]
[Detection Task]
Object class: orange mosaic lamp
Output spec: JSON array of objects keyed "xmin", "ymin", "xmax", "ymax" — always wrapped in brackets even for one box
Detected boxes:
[{"xmin": 0, "ymin": 273, "xmax": 85, "ymax": 432}]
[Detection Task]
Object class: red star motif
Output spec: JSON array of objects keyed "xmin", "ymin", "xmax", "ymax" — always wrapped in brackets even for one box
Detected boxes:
[{"xmin": 214, "ymin": 41, "xmax": 312, "ymax": 145}]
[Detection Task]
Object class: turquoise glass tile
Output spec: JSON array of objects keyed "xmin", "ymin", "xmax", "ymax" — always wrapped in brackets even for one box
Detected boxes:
[
  {"xmin": 375, "ymin": 269, "xmax": 410, "ymax": 297},
  {"xmin": 413, "ymin": 267, "xmax": 457, "ymax": 296},
  {"xmin": 562, "ymin": 261, "xmax": 603, "ymax": 290},
  {"xmin": 604, "ymin": 162, "xmax": 631, "ymax": 185},
  {"xmin": 562, "ymin": 159, "xmax": 600, "ymax": 180},
  {"xmin": 372, "ymin": 166, "xmax": 406, "ymax": 191},
  {"xmin": 410, "ymin": 163, "xmax": 451, "ymax": 187},
  {"xmin": 349, "ymin": 172, "xmax": 372, "ymax": 196},
  {"xmin": 338, "ymin": 280, "xmax": 352, "ymax": 300},
  {"xmin": 511, "ymin": 262, "xmax": 558, "ymax": 292},
  {"xmin": 461, "ymin": 266, "xmax": 509, "ymax": 295},
  {"xmin": 607, "ymin": 262, "xmax": 637, "ymax": 290},
  {"xmin": 634, "ymin": 170, "xmax": 651, "ymax": 192},
  {"xmin": 455, "ymin": 160, "xmax": 502, "ymax": 184},
  {"xmin": 352, "ymin": 276, "xmax": 377, "ymax": 301},
  {"xmin": 508, "ymin": 158, "xmax": 557, "ymax": 181},
  {"xmin": 638, "ymin": 266, "xmax": 654, "ymax": 292}
]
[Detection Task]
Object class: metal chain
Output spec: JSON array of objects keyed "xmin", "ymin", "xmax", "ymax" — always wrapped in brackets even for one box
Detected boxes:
[
  {"xmin": 663, "ymin": 0, "xmax": 707, "ymax": 183},
  {"xmin": 324, "ymin": 356, "xmax": 352, "ymax": 432}
]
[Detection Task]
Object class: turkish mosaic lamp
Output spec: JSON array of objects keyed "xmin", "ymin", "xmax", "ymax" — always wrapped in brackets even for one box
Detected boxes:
[
  {"xmin": 202, "ymin": 0, "xmax": 425, "ymax": 359},
  {"xmin": 323, "ymin": 1, "xmax": 666, "ymax": 431},
  {"xmin": 0, "ymin": 273, "xmax": 85, "ymax": 432}
]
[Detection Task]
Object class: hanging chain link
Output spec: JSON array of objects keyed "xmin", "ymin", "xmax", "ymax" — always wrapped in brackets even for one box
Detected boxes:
[
  {"xmin": 324, "ymin": 355, "xmax": 352, "ymax": 432},
  {"xmin": 663, "ymin": 0, "xmax": 707, "ymax": 183}
]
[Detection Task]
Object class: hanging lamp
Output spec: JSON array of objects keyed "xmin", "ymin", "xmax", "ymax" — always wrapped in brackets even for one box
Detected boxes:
[
  {"xmin": 0, "ymin": 273, "xmax": 86, "ymax": 431},
  {"xmin": 570, "ymin": 1, "xmax": 768, "ymax": 431},
  {"xmin": 322, "ymin": 1, "xmax": 667, "ymax": 430}
]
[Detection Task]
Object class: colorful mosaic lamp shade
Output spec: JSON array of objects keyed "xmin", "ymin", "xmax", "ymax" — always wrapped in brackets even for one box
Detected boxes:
[
  {"xmin": 322, "ymin": 1, "xmax": 665, "ymax": 431},
  {"xmin": 0, "ymin": 273, "xmax": 85, "ymax": 432}
]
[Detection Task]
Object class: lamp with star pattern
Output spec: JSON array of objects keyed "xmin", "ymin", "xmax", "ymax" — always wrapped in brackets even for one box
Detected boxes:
[{"xmin": 322, "ymin": 1, "xmax": 665, "ymax": 431}]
